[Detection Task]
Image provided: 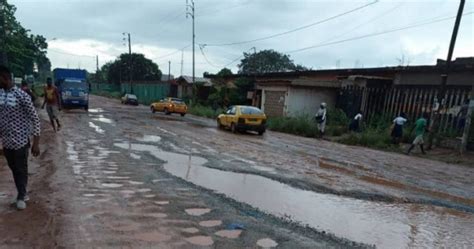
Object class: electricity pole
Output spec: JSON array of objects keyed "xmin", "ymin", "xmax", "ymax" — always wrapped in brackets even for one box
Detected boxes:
[
  {"xmin": 168, "ymin": 61, "xmax": 171, "ymax": 82},
  {"xmin": 123, "ymin": 32, "xmax": 132, "ymax": 93},
  {"xmin": 429, "ymin": 0, "xmax": 465, "ymax": 149},
  {"xmin": 186, "ymin": 0, "xmax": 195, "ymax": 84},
  {"xmin": 96, "ymin": 55, "xmax": 99, "ymax": 72},
  {"xmin": 180, "ymin": 50, "xmax": 184, "ymax": 76},
  {"xmin": 0, "ymin": 0, "xmax": 8, "ymax": 66}
]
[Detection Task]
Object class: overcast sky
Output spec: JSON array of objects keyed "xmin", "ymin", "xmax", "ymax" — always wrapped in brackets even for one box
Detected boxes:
[{"xmin": 10, "ymin": 0, "xmax": 474, "ymax": 76}]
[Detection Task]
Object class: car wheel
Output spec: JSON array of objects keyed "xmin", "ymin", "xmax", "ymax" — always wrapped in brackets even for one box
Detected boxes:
[
  {"xmin": 164, "ymin": 108, "xmax": 171, "ymax": 115},
  {"xmin": 231, "ymin": 123, "xmax": 237, "ymax": 133},
  {"xmin": 180, "ymin": 113, "xmax": 185, "ymax": 117},
  {"xmin": 217, "ymin": 119, "xmax": 224, "ymax": 129},
  {"xmin": 151, "ymin": 106, "xmax": 156, "ymax": 113},
  {"xmin": 258, "ymin": 129, "xmax": 265, "ymax": 136},
  {"xmin": 85, "ymin": 105, "xmax": 89, "ymax": 112}
]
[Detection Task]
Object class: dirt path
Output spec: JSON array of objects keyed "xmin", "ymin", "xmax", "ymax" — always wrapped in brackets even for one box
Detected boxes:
[{"xmin": 0, "ymin": 121, "xmax": 62, "ymax": 248}]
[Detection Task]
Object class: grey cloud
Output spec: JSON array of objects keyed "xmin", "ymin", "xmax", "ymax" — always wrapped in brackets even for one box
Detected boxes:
[{"xmin": 10, "ymin": 0, "xmax": 474, "ymax": 75}]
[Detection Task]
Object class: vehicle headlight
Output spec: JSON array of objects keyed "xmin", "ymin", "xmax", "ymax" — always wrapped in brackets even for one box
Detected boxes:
[
  {"xmin": 79, "ymin": 92, "xmax": 85, "ymax": 97},
  {"xmin": 65, "ymin": 91, "xmax": 72, "ymax": 96}
]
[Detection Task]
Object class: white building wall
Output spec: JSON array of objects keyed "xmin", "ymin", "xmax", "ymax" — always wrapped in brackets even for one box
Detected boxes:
[{"xmin": 286, "ymin": 87, "xmax": 337, "ymax": 117}]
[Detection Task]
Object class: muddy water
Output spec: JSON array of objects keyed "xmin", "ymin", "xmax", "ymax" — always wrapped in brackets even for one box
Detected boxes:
[{"xmin": 114, "ymin": 143, "xmax": 474, "ymax": 249}]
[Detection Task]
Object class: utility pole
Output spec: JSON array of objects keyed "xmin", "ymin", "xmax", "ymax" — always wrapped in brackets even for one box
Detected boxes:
[
  {"xmin": 0, "ymin": 0, "xmax": 8, "ymax": 66},
  {"xmin": 96, "ymin": 55, "xmax": 99, "ymax": 72},
  {"xmin": 180, "ymin": 50, "xmax": 184, "ymax": 76},
  {"xmin": 168, "ymin": 61, "xmax": 171, "ymax": 82},
  {"xmin": 429, "ymin": 0, "xmax": 465, "ymax": 149},
  {"xmin": 186, "ymin": 0, "xmax": 195, "ymax": 84},
  {"xmin": 123, "ymin": 32, "xmax": 132, "ymax": 94}
]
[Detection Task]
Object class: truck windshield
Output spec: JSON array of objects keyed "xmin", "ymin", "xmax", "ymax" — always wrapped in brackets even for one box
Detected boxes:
[{"xmin": 62, "ymin": 80, "xmax": 88, "ymax": 90}]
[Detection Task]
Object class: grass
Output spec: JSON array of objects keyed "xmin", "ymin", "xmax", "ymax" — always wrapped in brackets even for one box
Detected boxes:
[
  {"xmin": 339, "ymin": 128, "xmax": 395, "ymax": 150},
  {"xmin": 267, "ymin": 115, "xmax": 319, "ymax": 137},
  {"xmin": 188, "ymin": 105, "xmax": 223, "ymax": 119}
]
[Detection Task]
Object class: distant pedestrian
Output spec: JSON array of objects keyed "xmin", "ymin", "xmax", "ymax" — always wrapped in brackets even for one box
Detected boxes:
[
  {"xmin": 42, "ymin": 78, "xmax": 62, "ymax": 132},
  {"xmin": 21, "ymin": 80, "xmax": 36, "ymax": 103},
  {"xmin": 315, "ymin": 102, "xmax": 327, "ymax": 137},
  {"xmin": 406, "ymin": 113, "xmax": 429, "ymax": 155},
  {"xmin": 391, "ymin": 113, "xmax": 407, "ymax": 144},
  {"xmin": 457, "ymin": 99, "xmax": 470, "ymax": 132},
  {"xmin": 349, "ymin": 111, "xmax": 363, "ymax": 132},
  {"xmin": 0, "ymin": 65, "xmax": 41, "ymax": 210}
]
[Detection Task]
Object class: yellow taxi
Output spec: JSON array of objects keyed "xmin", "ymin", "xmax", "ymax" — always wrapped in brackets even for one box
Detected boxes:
[
  {"xmin": 150, "ymin": 97, "xmax": 187, "ymax": 116},
  {"xmin": 217, "ymin": 105, "xmax": 267, "ymax": 135}
]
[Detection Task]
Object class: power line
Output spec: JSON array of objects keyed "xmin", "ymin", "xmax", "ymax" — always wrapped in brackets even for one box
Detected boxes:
[
  {"xmin": 156, "ymin": 44, "xmax": 191, "ymax": 59},
  {"xmin": 197, "ymin": 1, "xmax": 251, "ymax": 17},
  {"xmin": 48, "ymin": 49, "xmax": 96, "ymax": 58},
  {"xmin": 199, "ymin": 45, "xmax": 221, "ymax": 69},
  {"xmin": 321, "ymin": 2, "xmax": 404, "ymax": 44},
  {"xmin": 285, "ymin": 11, "xmax": 474, "ymax": 54},
  {"xmin": 201, "ymin": 0, "xmax": 378, "ymax": 47}
]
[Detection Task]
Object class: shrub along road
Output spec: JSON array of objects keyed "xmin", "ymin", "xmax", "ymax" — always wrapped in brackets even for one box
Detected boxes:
[{"xmin": 0, "ymin": 95, "xmax": 472, "ymax": 248}]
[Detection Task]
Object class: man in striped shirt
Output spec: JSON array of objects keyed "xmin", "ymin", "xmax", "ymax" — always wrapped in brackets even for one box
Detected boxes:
[{"xmin": 0, "ymin": 65, "xmax": 41, "ymax": 210}]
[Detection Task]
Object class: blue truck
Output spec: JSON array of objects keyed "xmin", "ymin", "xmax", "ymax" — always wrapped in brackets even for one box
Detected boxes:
[{"xmin": 53, "ymin": 68, "xmax": 89, "ymax": 111}]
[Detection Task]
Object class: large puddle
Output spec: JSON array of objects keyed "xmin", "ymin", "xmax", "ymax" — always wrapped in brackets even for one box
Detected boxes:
[{"xmin": 114, "ymin": 142, "xmax": 474, "ymax": 248}]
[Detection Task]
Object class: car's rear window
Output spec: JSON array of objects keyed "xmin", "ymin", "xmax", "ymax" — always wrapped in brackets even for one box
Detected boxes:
[
  {"xmin": 171, "ymin": 98, "xmax": 184, "ymax": 104},
  {"xmin": 240, "ymin": 106, "xmax": 263, "ymax": 115},
  {"xmin": 128, "ymin": 95, "xmax": 137, "ymax": 99}
]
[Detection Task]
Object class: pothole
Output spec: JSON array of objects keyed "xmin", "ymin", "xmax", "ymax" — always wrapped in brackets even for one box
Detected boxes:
[{"xmin": 185, "ymin": 208, "xmax": 211, "ymax": 216}]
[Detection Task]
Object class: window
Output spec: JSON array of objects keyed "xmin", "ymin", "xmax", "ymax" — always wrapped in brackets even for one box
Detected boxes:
[
  {"xmin": 240, "ymin": 106, "xmax": 263, "ymax": 115},
  {"xmin": 226, "ymin": 106, "xmax": 236, "ymax": 115}
]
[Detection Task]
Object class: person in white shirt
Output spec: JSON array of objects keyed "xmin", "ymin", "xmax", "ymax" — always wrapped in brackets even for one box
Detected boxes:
[
  {"xmin": 349, "ymin": 111, "xmax": 363, "ymax": 132},
  {"xmin": 391, "ymin": 113, "xmax": 407, "ymax": 144},
  {"xmin": 315, "ymin": 102, "xmax": 327, "ymax": 137}
]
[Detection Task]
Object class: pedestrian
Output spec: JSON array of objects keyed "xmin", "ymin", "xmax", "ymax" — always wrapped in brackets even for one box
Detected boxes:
[
  {"xmin": 21, "ymin": 80, "xmax": 36, "ymax": 103},
  {"xmin": 349, "ymin": 111, "xmax": 363, "ymax": 132},
  {"xmin": 391, "ymin": 112, "xmax": 408, "ymax": 144},
  {"xmin": 406, "ymin": 112, "xmax": 429, "ymax": 155},
  {"xmin": 457, "ymin": 99, "xmax": 470, "ymax": 132},
  {"xmin": 42, "ymin": 78, "xmax": 62, "ymax": 131},
  {"xmin": 315, "ymin": 102, "xmax": 327, "ymax": 137},
  {"xmin": 0, "ymin": 65, "xmax": 41, "ymax": 210}
]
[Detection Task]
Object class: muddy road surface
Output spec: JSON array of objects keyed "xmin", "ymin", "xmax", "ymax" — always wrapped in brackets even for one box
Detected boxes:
[{"xmin": 1, "ymin": 95, "xmax": 473, "ymax": 249}]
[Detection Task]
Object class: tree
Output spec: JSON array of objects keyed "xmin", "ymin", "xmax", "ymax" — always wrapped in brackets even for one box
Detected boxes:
[
  {"xmin": 1, "ymin": 0, "xmax": 51, "ymax": 78},
  {"xmin": 238, "ymin": 49, "xmax": 307, "ymax": 74},
  {"xmin": 105, "ymin": 53, "xmax": 162, "ymax": 84},
  {"xmin": 216, "ymin": 67, "xmax": 232, "ymax": 77}
]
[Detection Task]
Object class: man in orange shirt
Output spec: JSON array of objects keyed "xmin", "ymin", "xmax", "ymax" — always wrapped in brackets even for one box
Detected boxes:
[{"xmin": 42, "ymin": 78, "xmax": 62, "ymax": 131}]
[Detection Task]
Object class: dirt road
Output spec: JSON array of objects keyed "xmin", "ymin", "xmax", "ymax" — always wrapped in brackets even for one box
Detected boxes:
[{"xmin": 1, "ymin": 95, "xmax": 473, "ymax": 248}]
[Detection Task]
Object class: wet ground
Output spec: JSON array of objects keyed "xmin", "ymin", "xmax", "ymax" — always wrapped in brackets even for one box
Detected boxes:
[{"xmin": 0, "ymin": 95, "xmax": 473, "ymax": 248}]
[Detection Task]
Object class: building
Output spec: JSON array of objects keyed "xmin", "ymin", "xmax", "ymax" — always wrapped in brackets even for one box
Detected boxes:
[
  {"xmin": 207, "ymin": 57, "xmax": 473, "ymax": 119},
  {"xmin": 172, "ymin": 76, "xmax": 213, "ymax": 99},
  {"xmin": 160, "ymin": 74, "xmax": 174, "ymax": 82}
]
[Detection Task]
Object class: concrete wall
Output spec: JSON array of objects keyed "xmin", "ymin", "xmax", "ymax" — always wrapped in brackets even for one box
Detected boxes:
[{"xmin": 286, "ymin": 87, "xmax": 337, "ymax": 117}]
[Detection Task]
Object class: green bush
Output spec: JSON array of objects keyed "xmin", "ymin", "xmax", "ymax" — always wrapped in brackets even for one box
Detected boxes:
[
  {"xmin": 327, "ymin": 108, "xmax": 350, "ymax": 127},
  {"xmin": 267, "ymin": 115, "xmax": 319, "ymax": 137},
  {"xmin": 340, "ymin": 128, "xmax": 393, "ymax": 149},
  {"xmin": 188, "ymin": 105, "xmax": 223, "ymax": 119}
]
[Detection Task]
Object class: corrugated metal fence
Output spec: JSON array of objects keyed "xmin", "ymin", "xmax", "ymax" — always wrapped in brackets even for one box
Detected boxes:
[{"xmin": 91, "ymin": 83, "xmax": 170, "ymax": 105}]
